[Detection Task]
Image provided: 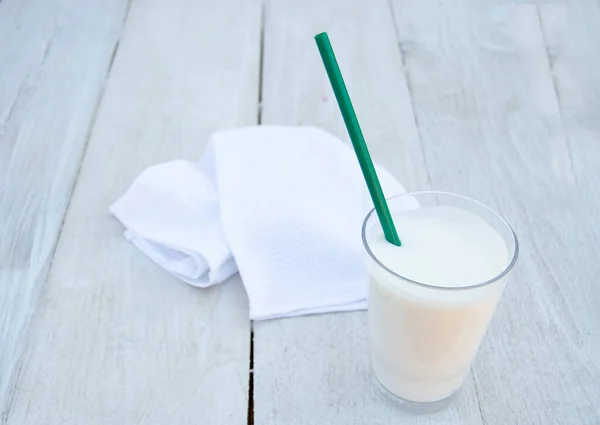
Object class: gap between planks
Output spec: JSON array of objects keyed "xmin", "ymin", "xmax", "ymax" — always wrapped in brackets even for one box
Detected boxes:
[
  {"xmin": 387, "ymin": 0, "xmax": 433, "ymax": 190},
  {"xmin": 534, "ymin": 4, "xmax": 578, "ymax": 185},
  {"xmin": 248, "ymin": 3, "xmax": 266, "ymax": 424}
]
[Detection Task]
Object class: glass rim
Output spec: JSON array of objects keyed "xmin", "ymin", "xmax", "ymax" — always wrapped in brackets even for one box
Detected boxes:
[{"xmin": 361, "ymin": 190, "xmax": 519, "ymax": 291}]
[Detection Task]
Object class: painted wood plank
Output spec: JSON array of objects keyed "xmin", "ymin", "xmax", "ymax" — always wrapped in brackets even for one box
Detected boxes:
[
  {"xmin": 0, "ymin": 0, "xmax": 129, "ymax": 416},
  {"xmin": 535, "ymin": 2, "xmax": 600, "ymax": 420},
  {"xmin": 391, "ymin": 1, "xmax": 600, "ymax": 423},
  {"xmin": 254, "ymin": 0, "xmax": 484, "ymax": 423},
  {"xmin": 4, "ymin": 0, "xmax": 261, "ymax": 423},
  {"xmin": 538, "ymin": 0, "xmax": 600, "ymax": 188}
]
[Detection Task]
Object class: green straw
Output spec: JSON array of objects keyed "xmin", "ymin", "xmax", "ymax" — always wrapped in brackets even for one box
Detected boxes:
[{"xmin": 314, "ymin": 32, "xmax": 401, "ymax": 246}]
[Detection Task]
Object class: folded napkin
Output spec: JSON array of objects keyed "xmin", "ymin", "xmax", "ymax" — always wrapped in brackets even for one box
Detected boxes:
[{"xmin": 110, "ymin": 126, "xmax": 404, "ymax": 319}]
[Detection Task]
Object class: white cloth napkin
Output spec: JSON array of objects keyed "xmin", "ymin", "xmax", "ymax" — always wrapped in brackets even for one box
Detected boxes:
[{"xmin": 110, "ymin": 126, "xmax": 405, "ymax": 319}]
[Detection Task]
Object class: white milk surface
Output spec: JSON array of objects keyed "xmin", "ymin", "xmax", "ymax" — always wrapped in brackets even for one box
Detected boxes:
[{"xmin": 366, "ymin": 206, "xmax": 509, "ymax": 403}]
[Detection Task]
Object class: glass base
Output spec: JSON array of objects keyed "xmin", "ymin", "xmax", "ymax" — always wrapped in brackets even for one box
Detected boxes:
[{"xmin": 373, "ymin": 374, "xmax": 457, "ymax": 414}]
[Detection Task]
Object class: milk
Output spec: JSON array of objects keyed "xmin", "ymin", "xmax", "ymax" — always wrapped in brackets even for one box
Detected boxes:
[{"xmin": 366, "ymin": 205, "xmax": 509, "ymax": 403}]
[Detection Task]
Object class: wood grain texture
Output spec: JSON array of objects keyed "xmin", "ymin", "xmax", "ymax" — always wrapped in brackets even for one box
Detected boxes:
[
  {"xmin": 254, "ymin": 0, "xmax": 484, "ymax": 423},
  {"xmin": 391, "ymin": 1, "xmax": 600, "ymax": 423},
  {"xmin": 4, "ymin": 0, "xmax": 261, "ymax": 423},
  {"xmin": 0, "ymin": 0, "xmax": 129, "ymax": 416},
  {"xmin": 538, "ymin": 0, "xmax": 600, "ymax": 188}
]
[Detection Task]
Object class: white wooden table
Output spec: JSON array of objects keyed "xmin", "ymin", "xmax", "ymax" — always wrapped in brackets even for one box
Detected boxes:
[{"xmin": 1, "ymin": 0, "xmax": 599, "ymax": 423}]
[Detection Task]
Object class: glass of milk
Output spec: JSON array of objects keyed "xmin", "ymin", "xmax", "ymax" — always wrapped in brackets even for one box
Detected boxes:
[{"xmin": 362, "ymin": 191, "xmax": 519, "ymax": 412}]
